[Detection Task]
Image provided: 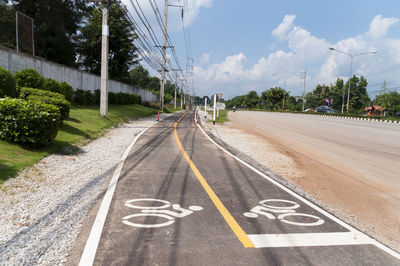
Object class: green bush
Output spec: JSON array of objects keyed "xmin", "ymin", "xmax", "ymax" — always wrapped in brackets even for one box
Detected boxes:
[
  {"xmin": 0, "ymin": 67, "xmax": 16, "ymax": 98},
  {"xmin": 73, "ymin": 89, "xmax": 95, "ymax": 105},
  {"xmin": 27, "ymin": 95, "xmax": 70, "ymax": 120},
  {"xmin": 60, "ymin": 82, "xmax": 74, "ymax": 102},
  {"xmin": 43, "ymin": 78, "xmax": 62, "ymax": 94},
  {"xmin": 14, "ymin": 68, "xmax": 45, "ymax": 90},
  {"xmin": 19, "ymin": 87, "xmax": 66, "ymax": 101},
  {"xmin": 94, "ymin": 89, "xmax": 100, "ymax": 104},
  {"xmin": 0, "ymin": 98, "xmax": 61, "ymax": 147}
]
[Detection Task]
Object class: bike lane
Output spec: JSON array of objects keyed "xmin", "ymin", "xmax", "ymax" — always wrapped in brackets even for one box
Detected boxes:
[
  {"xmin": 175, "ymin": 111, "xmax": 400, "ymax": 265},
  {"xmin": 84, "ymin": 112, "xmax": 272, "ymax": 265},
  {"xmin": 76, "ymin": 111, "xmax": 400, "ymax": 265}
]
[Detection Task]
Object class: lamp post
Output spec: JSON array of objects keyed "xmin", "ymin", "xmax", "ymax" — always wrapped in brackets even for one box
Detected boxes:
[
  {"xmin": 272, "ymin": 73, "xmax": 295, "ymax": 111},
  {"xmin": 329, "ymin": 47, "xmax": 377, "ymax": 113}
]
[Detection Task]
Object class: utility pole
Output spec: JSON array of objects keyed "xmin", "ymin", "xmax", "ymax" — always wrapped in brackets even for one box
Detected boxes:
[
  {"xmin": 171, "ymin": 69, "xmax": 182, "ymax": 109},
  {"xmin": 301, "ymin": 69, "xmax": 307, "ymax": 112},
  {"xmin": 88, "ymin": 0, "xmax": 110, "ymax": 116},
  {"xmin": 160, "ymin": 0, "xmax": 169, "ymax": 111},
  {"xmin": 213, "ymin": 94, "xmax": 216, "ymax": 125},
  {"xmin": 100, "ymin": 1, "xmax": 110, "ymax": 116}
]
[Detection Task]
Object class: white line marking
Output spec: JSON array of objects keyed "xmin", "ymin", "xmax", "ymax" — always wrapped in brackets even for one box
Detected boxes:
[
  {"xmin": 196, "ymin": 121, "xmax": 400, "ymax": 259},
  {"xmin": 78, "ymin": 120, "xmax": 158, "ymax": 266},
  {"xmin": 248, "ymin": 232, "xmax": 372, "ymax": 248}
]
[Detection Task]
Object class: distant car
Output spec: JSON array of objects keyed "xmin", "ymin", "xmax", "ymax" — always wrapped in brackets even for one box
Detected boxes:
[
  {"xmin": 395, "ymin": 112, "xmax": 400, "ymax": 117},
  {"xmin": 317, "ymin": 105, "xmax": 335, "ymax": 114}
]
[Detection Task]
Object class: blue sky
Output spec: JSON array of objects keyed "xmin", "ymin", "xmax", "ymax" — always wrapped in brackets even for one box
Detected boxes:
[{"xmin": 128, "ymin": 0, "xmax": 400, "ymax": 99}]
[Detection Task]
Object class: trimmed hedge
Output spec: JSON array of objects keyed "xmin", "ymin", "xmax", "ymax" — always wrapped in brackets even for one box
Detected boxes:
[
  {"xmin": 43, "ymin": 78, "xmax": 62, "ymax": 94},
  {"xmin": 73, "ymin": 89, "xmax": 95, "ymax": 105},
  {"xmin": 60, "ymin": 81, "xmax": 74, "ymax": 102},
  {"xmin": 0, "ymin": 98, "xmax": 61, "ymax": 147},
  {"xmin": 27, "ymin": 95, "xmax": 70, "ymax": 121},
  {"xmin": 19, "ymin": 87, "xmax": 66, "ymax": 101},
  {"xmin": 14, "ymin": 68, "xmax": 45, "ymax": 90},
  {"xmin": 72, "ymin": 89, "xmax": 141, "ymax": 106},
  {"xmin": 0, "ymin": 67, "xmax": 16, "ymax": 98}
]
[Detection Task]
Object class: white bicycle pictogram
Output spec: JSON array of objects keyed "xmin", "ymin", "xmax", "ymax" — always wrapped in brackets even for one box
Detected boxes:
[
  {"xmin": 243, "ymin": 199, "xmax": 324, "ymax": 227},
  {"xmin": 122, "ymin": 198, "xmax": 203, "ymax": 228}
]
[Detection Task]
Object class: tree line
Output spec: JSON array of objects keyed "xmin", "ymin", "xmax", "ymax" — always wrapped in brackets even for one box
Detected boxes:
[
  {"xmin": 225, "ymin": 75, "xmax": 400, "ymax": 115},
  {"xmin": 0, "ymin": 0, "xmax": 176, "ymax": 97}
]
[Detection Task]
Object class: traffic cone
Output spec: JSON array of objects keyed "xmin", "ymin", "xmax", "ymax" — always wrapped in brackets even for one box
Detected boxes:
[{"xmin": 157, "ymin": 111, "xmax": 160, "ymax": 121}]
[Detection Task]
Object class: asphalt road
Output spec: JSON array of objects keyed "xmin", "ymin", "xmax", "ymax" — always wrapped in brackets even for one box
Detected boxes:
[
  {"xmin": 228, "ymin": 111, "xmax": 400, "ymax": 195},
  {"xmin": 74, "ymin": 111, "xmax": 400, "ymax": 265}
]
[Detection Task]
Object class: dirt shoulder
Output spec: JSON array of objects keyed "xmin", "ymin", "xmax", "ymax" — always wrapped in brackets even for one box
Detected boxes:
[{"xmin": 210, "ymin": 111, "xmax": 400, "ymax": 253}]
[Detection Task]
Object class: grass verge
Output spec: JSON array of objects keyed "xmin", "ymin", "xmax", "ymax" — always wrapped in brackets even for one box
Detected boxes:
[
  {"xmin": 208, "ymin": 109, "xmax": 228, "ymax": 124},
  {"xmin": 0, "ymin": 104, "xmax": 157, "ymax": 184}
]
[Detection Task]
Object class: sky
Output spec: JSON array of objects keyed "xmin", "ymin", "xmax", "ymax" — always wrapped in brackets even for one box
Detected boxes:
[{"xmin": 126, "ymin": 0, "xmax": 400, "ymax": 100}]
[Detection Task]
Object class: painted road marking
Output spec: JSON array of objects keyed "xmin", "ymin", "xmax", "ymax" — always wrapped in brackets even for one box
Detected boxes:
[
  {"xmin": 248, "ymin": 232, "xmax": 372, "ymax": 248},
  {"xmin": 243, "ymin": 199, "xmax": 325, "ymax": 227},
  {"xmin": 122, "ymin": 198, "xmax": 203, "ymax": 228},
  {"xmin": 196, "ymin": 113, "xmax": 400, "ymax": 259},
  {"xmin": 174, "ymin": 112, "xmax": 255, "ymax": 248},
  {"xmin": 78, "ymin": 121, "xmax": 158, "ymax": 266}
]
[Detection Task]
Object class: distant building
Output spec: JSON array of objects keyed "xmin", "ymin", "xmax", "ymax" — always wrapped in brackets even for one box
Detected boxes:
[{"xmin": 365, "ymin": 105, "xmax": 386, "ymax": 116}]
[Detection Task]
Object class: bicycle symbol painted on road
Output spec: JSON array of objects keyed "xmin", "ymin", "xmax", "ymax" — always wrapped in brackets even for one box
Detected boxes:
[
  {"xmin": 122, "ymin": 198, "xmax": 203, "ymax": 228},
  {"xmin": 243, "ymin": 199, "xmax": 324, "ymax": 227}
]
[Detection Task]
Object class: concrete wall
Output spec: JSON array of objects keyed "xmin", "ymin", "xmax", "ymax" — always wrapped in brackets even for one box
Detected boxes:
[{"xmin": 0, "ymin": 45, "xmax": 158, "ymax": 103}]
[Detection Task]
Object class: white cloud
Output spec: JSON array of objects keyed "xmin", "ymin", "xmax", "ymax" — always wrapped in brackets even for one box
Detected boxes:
[
  {"xmin": 194, "ymin": 14, "xmax": 400, "ymax": 99},
  {"xmin": 200, "ymin": 53, "xmax": 211, "ymax": 63},
  {"xmin": 367, "ymin": 15, "xmax": 399, "ymax": 38},
  {"xmin": 272, "ymin": 15, "xmax": 296, "ymax": 41}
]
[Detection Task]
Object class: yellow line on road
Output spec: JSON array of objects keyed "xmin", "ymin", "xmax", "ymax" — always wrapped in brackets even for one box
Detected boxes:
[{"xmin": 174, "ymin": 112, "xmax": 254, "ymax": 248}]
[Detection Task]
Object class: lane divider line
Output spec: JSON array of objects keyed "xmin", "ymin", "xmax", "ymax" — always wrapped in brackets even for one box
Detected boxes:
[
  {"xmin": 174, "ymin": 111, "xmax": 255, "ymax": 248},
  {"xmin": 78, "ymin": 120, "xmax": 159, "ymax": 266},
  {"xmin": 196, "ymin": 117, "xmax": 400, "ymax": 259}
]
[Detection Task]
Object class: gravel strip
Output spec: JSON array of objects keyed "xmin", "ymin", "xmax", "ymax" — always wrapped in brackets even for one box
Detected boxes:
[{"xmin": 0, "ymin": 114, "xmax": 167, "ymax": 265}]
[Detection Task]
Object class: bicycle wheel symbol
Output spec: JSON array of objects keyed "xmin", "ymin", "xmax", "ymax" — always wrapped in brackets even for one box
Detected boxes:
[
  {"xmin": 122, "ymin": 198, "xmax": 203, "ymax": 228},
  {"xmin": 243, "ymin": 199, "xmax": 324, "ymax": 227}
]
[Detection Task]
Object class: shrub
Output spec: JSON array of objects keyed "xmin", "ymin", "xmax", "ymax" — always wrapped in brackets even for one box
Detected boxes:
[
  {"xmin": 27, "ymin": 95, "xmax": 70, "ymax": 120},
  {"xmin": 43, "ymin": 78, "xmax": 62, "ymax": 94},
  {"xmin": 94, "ymin": 89, "xmax": 100, "ymax": 105},
  {"xmin": 108, "ymin": 92, "xmax": 116, "ymax": 104},
  {"xmin": 60, "ymin": 82, "xmax": 74, "ymax": 102},
  {"xmin": 73, "ymin": 89, "xmax": 95, "ymax": 105},
  {"xmin": 14, "ymin": 68, "xmax": 44, "ymax": 90},
  {"xmin": 0, "ymin": 67, "xmax": 16, "ymax": 98},
  {"xmin": 19, "ymin": 87, "xmax": 66, "ymax": 101},
  {"xmin": 0, "ymin": 98, "xmax": 61, "ymax": 147}
]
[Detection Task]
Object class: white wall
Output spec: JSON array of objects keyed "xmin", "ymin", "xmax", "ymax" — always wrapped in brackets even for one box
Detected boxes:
[{"xmin": 0, "ymin": 45, "xmax": 158, "ymax": 103}]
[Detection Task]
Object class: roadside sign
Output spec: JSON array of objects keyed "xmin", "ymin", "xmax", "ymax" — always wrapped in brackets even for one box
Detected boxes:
[{"xmin": 216, "ymin": 102, "xmax": 225, "ymax": 110}]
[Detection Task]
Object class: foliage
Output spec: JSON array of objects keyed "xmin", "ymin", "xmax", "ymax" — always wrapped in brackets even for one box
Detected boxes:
[
  {"xmin": 59, "ymin": 81, "xmax": 74, "ymax": 102},
  {"xmin": 304, "ymin": 75, "xmax": 370, "ymax": 113},
  {"xmin": 73, "ymin": 89, "xmax": 95, "ymax": 105},
  {"xmin": 0, "ymin": 67, "xmax": 16, "ymax": 98},
  {"xmin": 0, "ymin": 98, "xmax": 61, "ymax": 147},
  {"xmin": 262, "ymin": 87, "xmax": 287, "ymax": 110},
  {"xmin": 0, "ymin": 2, "xmax": 15, "ymax": 49},
  {"xmin": 129, "ymin": 65, "xmax": 150, "ymax": 88},
  {"xmin": 108, "ymin": 92, "xmax": 141, "ymax": 105},
  {"xmin": 373, "ymin": 86, "xmax": 400, "ymax": 116},
  {"xmin": 13, "ymin": 0, "xmax": 91, "ymax": 66},
  {"xmin": 27, "ymin": 95, "xmax": 70, "ymax": 120},
  {"xmin": 78, "ymin": 3, "xmax": 138, "ymax": 81},
  {"xmin": 345, "ymin": 75, "xmax": 370, "ymax": 113},
  {"xmin": 246, "ymin": 91, "xmax": 260, "ymax": 108},
  {"xmin": 0, "ymin": 104, "xmax": 157, "ymax": 183},
  {"xmin": 43, "ymin": 78, "xmax": 62, "ymax": 94},
  {"xmin": 19, "ymin": 87, "xmax": 65, "ymax": 101},
  {"xmin": 14, "ymin": 68, "xmax": 45, "ymax": 90}
]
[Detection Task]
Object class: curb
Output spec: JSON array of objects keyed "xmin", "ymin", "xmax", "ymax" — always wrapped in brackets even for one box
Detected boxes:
[{"xmin": 310, "ymin": 114, "xmax": 400, "ymax": 124}]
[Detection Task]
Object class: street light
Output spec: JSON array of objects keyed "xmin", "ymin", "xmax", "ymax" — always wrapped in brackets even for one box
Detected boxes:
[
  {"xmin": 272, "ymin": 73, "xmax": 292, "ymax": 110},
  {"xmin": 329, "ymin": 47, "xmax": 377, "ymax": 113}
]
